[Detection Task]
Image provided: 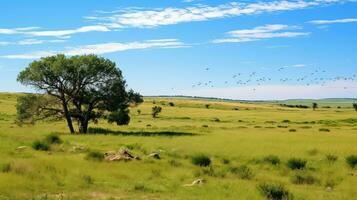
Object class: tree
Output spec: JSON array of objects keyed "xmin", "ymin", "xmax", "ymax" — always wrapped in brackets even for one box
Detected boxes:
[
  {"xmin": 152, "ymin": 106, "xmax": 162, "ymax": 118},
  {"xmin": 16, "ymin": 54, "xmax": 142, "ymax": 134},
  {"xmin": 353, "ymin": 103, "xmax": 357, "ymax": 111},
  {"xmin": 312, "ymin": 102, "xmax": 318, "ymax": 111}
]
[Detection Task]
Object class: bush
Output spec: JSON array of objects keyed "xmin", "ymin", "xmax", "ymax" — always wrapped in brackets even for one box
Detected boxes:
[
  {"xmin": 287, "ymin": 158, "xmax": 307, "ymax": 170},
  {"xmin": 1, "ymin": 163, "xmax": 11, "ymax": 173},
  {"xmin": 86, "ymin": 150, "xmax": 104, "ymax": 161},
  {"xmin": 282, "ymin": 120, "xmax": 291, "ymax": 123},
  {"xmin": 319, "ymin": 128, "xmax": 330, "ymax": 132},
  {"xmin": 258, "ymin": 183, "xmax": 293, "ymax": 200},
  {"xmin": 32, "ymin": 140, "xmax": 50, "ymax": 151},
  {"xmin": 229, "ymin": 165, "xmax": 254, "ymax": 180},
  {"xmin": 152, "ymin": 106, "xmax": 162, "ymax": 118},
  {"xmin": 326, "ymin": 154, "xmax": 338, "ymax": 162},
  {"xmin": 83, "ymin": 175, "xmax": 93, "ymax": 184},
  {"xmin": 289, "ymin": 129, "xmax": 297, "ymax": 132},
  {"xmin": 346, "ymin": 155, "xmax": 357, "ymax": 168},
  {"xmin": 291, "ymin": 172, "xmax": 316, "ymax": 185},
  {"xmin": 263, "ymin": 155, "xmax": 280, "ymax": 166},
  {"xmin": 191, "ymin": 154, "xmax": 211, "ymax": 167},
  {"xmin": 45, "ymin": 133, "xmax": 62, "ymax": 144},
  {"xmin": 168, "ymin": 102, "xmax": 175, "ymax": 107}
]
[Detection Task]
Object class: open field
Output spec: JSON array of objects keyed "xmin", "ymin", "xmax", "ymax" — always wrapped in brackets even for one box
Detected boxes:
[{"xmin": 0, "ymin": 93, "xmax": 356, "ymax": 200}]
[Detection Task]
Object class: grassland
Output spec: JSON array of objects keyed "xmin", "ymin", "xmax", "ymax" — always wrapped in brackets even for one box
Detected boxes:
[{"xmin": 0, "ymin": 93, "xmax": 356, "ymax": 200}]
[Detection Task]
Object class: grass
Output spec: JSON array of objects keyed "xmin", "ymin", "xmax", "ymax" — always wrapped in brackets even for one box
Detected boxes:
[{"xmin": 0, "ymin": 93, "xmax": 356, "ymax": 199}]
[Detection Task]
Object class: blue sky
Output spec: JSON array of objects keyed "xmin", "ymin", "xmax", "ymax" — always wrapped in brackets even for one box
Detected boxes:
[{"xmin": 1, "ymin": 0, "xmax": 357, "ymax": 100}]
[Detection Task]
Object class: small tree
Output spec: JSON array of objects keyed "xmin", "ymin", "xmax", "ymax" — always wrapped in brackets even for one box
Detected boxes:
[
  {"xmin": 205, "ymin": 104, "xmax": 210, "ymax": 109},
  {"xmin": 312, "ymin": 103, "xmax": 318, "ymax": 111},
  {"xmin": 353, "ymin": 103, "xmax": 357, "ymax": 111},
  {"xmin": 16, "ymin": 54, "xmax": 143, "ymax": 133},
  {"xmin": 152, "ymin": 106, "xmax": 162, "ymax": 118}
]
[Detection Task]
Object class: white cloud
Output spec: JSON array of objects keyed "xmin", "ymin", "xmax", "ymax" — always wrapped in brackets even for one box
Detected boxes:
[
  {"xmin": 212, "ymin": 24, "xmax": 309, "ymax": 43},
  {"xmin": 1, "ymin": 39, "xmax": 187, "ymax": 59},
  {"xmin": 185, "ymin": 80, "xmax": 357, "ymax": 100},
  {"xmin": 0, "ymin": 39, "xmax": 66, "ymax": 46},
  {"xmin": 0, "ymin": 25, "xmax": 110, "ymax": 38},
  {"xmin": 309, "ymin": 18, "xmax": 357, "ymax": 25},
  {"xmin": 86, "ymin": 0, "xmax": 352, "ymax": 29}
]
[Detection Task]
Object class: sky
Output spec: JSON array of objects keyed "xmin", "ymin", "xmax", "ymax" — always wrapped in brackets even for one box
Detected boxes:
[{"xmin": 0, "ymin": 0, "xmax": 357, "ymax": 100}]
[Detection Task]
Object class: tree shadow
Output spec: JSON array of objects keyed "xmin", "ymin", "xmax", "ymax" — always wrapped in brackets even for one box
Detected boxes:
[{"xmin": 87, "ymin": 127, "xmax": 196, "ymax": 137}]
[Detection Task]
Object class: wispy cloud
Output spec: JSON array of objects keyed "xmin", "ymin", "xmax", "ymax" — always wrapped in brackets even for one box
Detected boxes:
[
  {"xmin": 0, "ymin": 39, "xmax": 66, "ymax": 46},
  {"xmin": 0, "ymin": 25, "xmax": 110, "ymax": 38},
  {"xmin": 1, "ymin": 39, "xmax": 188, "ymax": 59},
  {"xmin": 86, "ymin": 0, "xmax": 351, "ymax": 29},
  {"xmin": 212, "ymin": 24, "xmax": 309, "ymax": 44},
  {"xmin": 309, "ymin": 18, "xmax": 357, "ymax": 24}
]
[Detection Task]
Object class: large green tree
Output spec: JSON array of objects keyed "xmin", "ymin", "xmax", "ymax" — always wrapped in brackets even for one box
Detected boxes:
[{"xmin": 17, "ymin": 54, "xmax": 143, "ymax": 133}]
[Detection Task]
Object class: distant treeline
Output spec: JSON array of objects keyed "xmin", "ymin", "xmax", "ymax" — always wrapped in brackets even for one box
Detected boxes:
[{"xmin": 279, "ymin": 104, "xmax": 310, "ymax": 109}]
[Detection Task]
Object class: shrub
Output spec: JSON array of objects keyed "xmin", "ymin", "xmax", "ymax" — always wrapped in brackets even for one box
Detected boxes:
[
  {"xmin": 346, "ymin": 155, "xmax": 357, "ymax": 168},
  {"xmin": 289, "ymin": 129, "xmax": 297, "ymax": 132},
  {"xmin": 258, "ymin": 182, "xmax": 293, "ymax": 200},
  {"xmin": 221, "ymin": 158, "xmax": 230, "ymax": 165},
  {"xmin": 282, "ymin": 120, "xmax": 291, "ymax": 123},
  {"xmin": 83, "ymin": 175, "xmax": 93, "ymax": 184},
  {"xmin": 212, "ymin": 118, "xmax": 220, "ymax": 122},
  {"xmin": 168, "ymin": 159, "xmax": 182, "ymax": 167},
  {"xmin": 326, "ymin": 154, "xmax": 338, "ymax": 162},
  {"xmin": 168, "ymin": 102, "xmax": 175, "ymax": 107},
  {"xmin": 287, "ymin": 158, "xmax": 307, "ymax": 170},
  {"xmin": 86, "ymin": 150, "xmax": 104, "ymax": 161},
  {"xmin": 45, "ymin": 133, "xmax": 62, "ymax": 144},
  {"xmin": 152, "ymin": 106, "xmax": 162, "ymax": 118},
  {"xmin": 191, "ymin": 154, "xmax": 211, "ymax": 167},
  {"xmin": 319, "ymin": 128, "xmax": 330, "ymax": 132},
  {"xmin": 32, "ymin": 140, "xmax": 50, "ymax": 151},
  {"xmin": 291, "ymin": 172, "xmax": 316, "ymax": 185},
  {"xmin": 263, "ymin": 155, "xmax": 280, "ymax": 166},
  {"xmin": 137, "ymin": 109, "xmax": 141, "ymax": 115},
  {"xmin": 230, "ymin": 165, "xmax": 254, "ymax": 180},
  {"xmin": 205, "ymin": 104, "xmax": 210, "ymax": 109},
  {"xmin": 1, "ymin": 163, "xmax": 11, "ymax": 173},
  {"xmin": 202, "ymin": 125, "xmax": 209, "ymax": 128}
]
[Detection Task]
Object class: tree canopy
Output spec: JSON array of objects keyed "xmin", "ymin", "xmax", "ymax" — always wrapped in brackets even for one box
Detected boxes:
[{"xmin": 17, "ymin": 54, "xmax": 143, "ymax": 133}]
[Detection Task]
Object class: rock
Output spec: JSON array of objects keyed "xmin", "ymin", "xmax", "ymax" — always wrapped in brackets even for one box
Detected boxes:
[
  {"xmin": 148, "ymin": 152, "xmax": 160, "ymax": 159},
  {"xmin": 15, "ymin": 146, "xmax": 27, "ymax": 151},
  {"xmin": 70, "ymin": 146, "xmax": 87, "ymax": 153},
  {"xmin": 326, "ymin": 187, "xmax": 333, "ymax": 192},
  {"xmin": 104, "ymin": 148, "xmax": 140, "ymax": 162},
  {"xmin": 183, "ymin": 179, "xmax": 205, "ymax": 187}
]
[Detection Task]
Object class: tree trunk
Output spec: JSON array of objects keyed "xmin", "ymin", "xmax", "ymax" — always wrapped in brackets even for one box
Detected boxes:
[
  {"xmin": 79, "ymin": 119, "xmax": 88, "ymax": 134},
  {"xmin": 62, "ymin": 101, "xmax": 75, "ymax": 134}
]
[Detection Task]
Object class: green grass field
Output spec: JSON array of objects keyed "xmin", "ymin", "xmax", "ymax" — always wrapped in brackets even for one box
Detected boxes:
[{"xmin": 0, "ymin": 93, "xmax": 356, "ymax": 200}]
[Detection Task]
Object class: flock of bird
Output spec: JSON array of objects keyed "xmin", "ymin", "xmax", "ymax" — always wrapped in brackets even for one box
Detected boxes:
[{"xmin": 189, "ymin": 67, "xmax": 357, "ymax": 91}]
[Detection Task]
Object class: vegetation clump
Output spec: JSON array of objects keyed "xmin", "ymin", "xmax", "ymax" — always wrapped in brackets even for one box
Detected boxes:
[
  {"xmin": 32, "ymin": 140, "xmax": 50, "ymax": 151},
  {"xmin": 258, "ymin": 182, "xmax": 293, "ymax": 200},
  {"xmin": 291, "ymin": 172, "xmax": 316, "ymax": 185},
  {"xmin": 85, "ymin": 150, "xmax": 104, "ymax": 161},
  {"xmin": 287, "ymin": 158, "xmax": 307, "ymax": 170},
  {"xmin": 168, "ymin": 102, "xmax": 175, "ymax": 107},
  {"xmin": 45, "ymin": 133, "xmax": 62, "ymax": 144},
  {"xmin": 229, "ymin": 165, "xmax": 254, "ymax": 180},
  {"xmin": 319, "ymin": 128, "xmax": 330, "ymax": 132},
  {"xmin": 263, "ymin": 155, "xmax": 281, "ymax": 166},
  {"xmin": 346, "ymin": 155, "xmax": 357, "ymax": 168},
  {"xmin": 326, "ymin": 154, "xmax": 338, "ymax": 162},
  {"xmin": 191, "ymin": 154, "xmax": 211, "ymax": 167}
]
